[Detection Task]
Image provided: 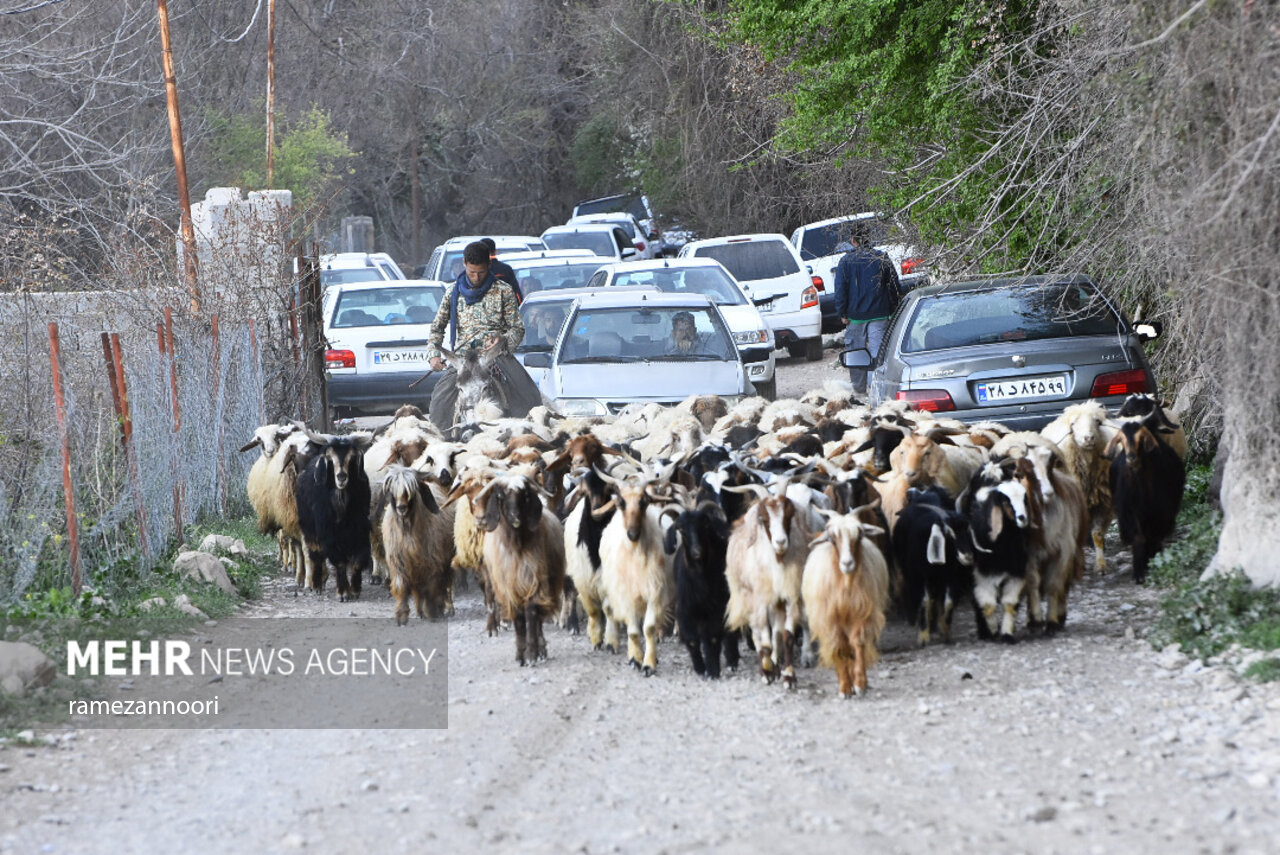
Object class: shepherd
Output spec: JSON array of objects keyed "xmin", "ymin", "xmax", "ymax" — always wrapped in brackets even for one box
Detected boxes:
[{"xmin": 425, "ymin": 241, "xmax": 543, "ymax": 434}]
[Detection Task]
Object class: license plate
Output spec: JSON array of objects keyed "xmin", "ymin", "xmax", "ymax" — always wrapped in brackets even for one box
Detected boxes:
[
  {"xmin": 372, "ymin": 350, "xmax": 430, "ymax": 366},
  {"xmin": 975, "ymin": 374, "xmax": 1068, "ymax": 403}
]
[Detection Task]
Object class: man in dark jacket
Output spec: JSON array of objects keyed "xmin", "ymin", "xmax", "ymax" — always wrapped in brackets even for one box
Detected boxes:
[
  {"xmin": 480, "ymin": 237, "xmax": 522, "ymax": 302},
  {"xmin": 833, "ymin": 226, "xmax": 901, "ymax": 394}
]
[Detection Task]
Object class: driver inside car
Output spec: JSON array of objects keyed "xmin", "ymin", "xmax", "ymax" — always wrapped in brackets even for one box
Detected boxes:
[{"xmin": 664, "ymin": 311, "xmax": 706, "ymax": 355}]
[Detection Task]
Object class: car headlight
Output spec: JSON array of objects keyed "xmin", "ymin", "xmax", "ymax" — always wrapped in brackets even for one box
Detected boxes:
[
  {"xmin": 553, "ymin": 398, "xmax": 608, "ymax": 417},
  {"xmin": 733, "ymin": 329, "xmax": 770, "ymax": 345}
]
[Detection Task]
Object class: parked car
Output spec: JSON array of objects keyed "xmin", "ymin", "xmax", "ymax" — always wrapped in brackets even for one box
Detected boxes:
[
  {"xmin": 790, "ymin": 213, "xmax": 928, "ymax": 333},
  {"xmin": 566, "ymin": 213, "xmax": 657, "ymax": 259},
  {"xmin": 841, "ymin": 274, "xmax": 1164, "ymax": 430},
  {"xmin": 322, "ymin": 279, "xmax": 446, "ymax": 417},
  {"xmin": 499, "ymin": 253, "xmax": 612, "ymax": 296},
  {"xmin": 313, "ymin": 252, "xmax": 405, "ymax": 288},
  {"xmin": 585, "ymin": 257, "xmax": 778, "ymax": 399},
  {"xmin": 523, "ymin": 291, "xmax": 751, "ymax": 417},
  {"xmin": 571, "ymin": 192, "xmax": 659, "ymax": 249},
  {"xmin": 416, "ymin": 235, "xmax": 545, "ymax": 282},
  {"xmin": 678, "ymin": 233, "xmax": 824, "ymax": 361},
  {"xmin": 515, "ymin": 285, "xmax": 660, "ymax": 391},
  {"xmin": 540, "ymin": 223, "xmax": 639, "ymax": 263}
]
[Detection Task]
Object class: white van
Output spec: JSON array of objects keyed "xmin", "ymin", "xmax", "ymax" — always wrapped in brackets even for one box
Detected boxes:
[{"xmin": 678, "ymin": 233, "xmax": 824, "ymax": 361}]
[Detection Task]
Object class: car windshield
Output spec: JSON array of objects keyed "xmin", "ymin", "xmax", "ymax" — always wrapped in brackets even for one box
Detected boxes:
[
  {"xmin": 692, "ymin": 240, "xmax": 799, "ymax": 282},
  {"xmin": 611, "ymin": 267, "xmax": 746, "ymax": 305},
  {"xmin": 798, "ymin": 220, "xmax": 894, "ymax": 260},
  {"xmin": 543, "ymin": 231, "xmax": 616, "ymax": 257},
  {"xmin": 902, "ymin": 282, "xmax": 1121, "ymax": 353},
  {"xmin": 519, "ymin": 300, "xmax": 572, "ymax": 352},
  {"xmin": 321, "ymin": 268, "xmax": 388, "ymax": 287},
  {"xmin": 331, "ymin": 285, "xmax": 444, "ymax": 327},
  {"xmin": 512, "ymin": 261, "xmax": 604, "ymax": 294},
  {"xmin": 559, "ymin": 306, "xmax": 735, "ymax": 364},
  {"xmin": 577, "ymin": 194, "xmax": 648, "ymax": 223}
]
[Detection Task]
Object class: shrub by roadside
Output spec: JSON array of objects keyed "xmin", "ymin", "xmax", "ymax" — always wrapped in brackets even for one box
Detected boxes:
[{"xmin": 1147, "ymin": 463, "xmax": 1280, "ymax": 680}]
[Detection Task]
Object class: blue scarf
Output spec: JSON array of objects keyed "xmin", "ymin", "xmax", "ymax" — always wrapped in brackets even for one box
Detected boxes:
[{"xmin": 449, "ymin": 270, "xmax": 497, "ymax": 350}]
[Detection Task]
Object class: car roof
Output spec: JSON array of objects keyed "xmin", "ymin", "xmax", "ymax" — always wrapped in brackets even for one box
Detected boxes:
[
  {"xmin": 569, "ymin": 291, "xmax": 715, "ymax": 310},
  {"xmin": 522, "ymin": 284, "xmax": 660, "ymax": 304},
  {"xmin": 327, "ymin": 278, "xmax": 443, "ymax": 294},
  {"xmin": 320, "ymin": 251, "xmax": 395, "ymax": 268},
  {"xmin": 681, "ymin": 232, "xmax": 791, "ymax": 247},
  {"xmin": 500, "ymin": 249, "xmax": 599, "ymax": 262},
  {"xmin": 567, "ymin": 213, "xmax": 638, "ymax": 224},
  {"xmin": 541, "ymin": 223, "xmax": 623, "ymax": 235},
  {"xmin": 595, "ymin": 257, "xmax": 727, "ymax": 275},
  {"xmin": 797, "ymin": 212, "xmax": 883, "ymax": 231},
  {"xmin": 439, "ymin": 234, "xmax": 542, "ymax": 247},
  {"xmin": 912, "ymin": 272, "xmax": 1097, "ymax": 298}
]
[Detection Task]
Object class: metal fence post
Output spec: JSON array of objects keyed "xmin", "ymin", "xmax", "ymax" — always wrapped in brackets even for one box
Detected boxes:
[{"xmin": 48, "ymin": 323, "xmax": 82, "ymax": 595}]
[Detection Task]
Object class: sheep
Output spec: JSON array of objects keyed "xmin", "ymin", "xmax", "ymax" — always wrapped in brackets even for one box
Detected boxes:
[
  {"xmin": 240, "ymin": 421, "xmax": 308, "ymax": 570},
  {"xmin": 593, "ymin": 467, "xmax": 678, "ymax": 675},
  {"xmin": 675, "ymin": 393, "xmax": 730, "ymax": 432},
  {"xmin": 961, "ymin": 460, "xmax": 1035, "ymax": 642},
  {"xmin": 1041, "ymin": 401, "xmax": 1117, "ymax": 573},
  {"xmin": 724, "ymin": 480, "xmax": 813, "ymax": 687},
  {"xmin": 891, "ymin": 488, "xmax": 975, "ymax": 645},
  {"xmin": 473, "ymin": 474, "xmax": 567, "ymax": 665},
  {"xmin": 294, "ymin": 431, "xmax": 375, "ymax": 600},
  {"xmin": 372, "ymin": 465, "xmax": 455, "ymax": 624},
  {"xmin": 800, "ymin": 507, "xmax": 891, "ymax": 698},
  {"xmin": 664, "ymin": 498, "xmax": 739, "ymax": 678},
  {"xmin": 1105, "ymin": 420, "xmax": 1186, "ymax": 584}
]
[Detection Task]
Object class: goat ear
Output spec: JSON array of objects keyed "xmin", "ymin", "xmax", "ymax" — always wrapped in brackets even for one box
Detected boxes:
[
  {"xmin": 1102, "ymin": 432, "xmax": 1123, "ymax": 459},
  {"xmin": 417, "ymin": 475, "xmax": 441, "ymax": 514},
  {"xmin": 927, "ymin": 524, "xmax": 948, "ymax": 565},
  {"xmin": 663, "ymin": 523, "xmax": 680, "ymax": 555},
  {"xmin": 239, "ymin": 437, "xmax": 262, "ymax": 453},
  {"xmin": 988, "ymin": 502, "xmax": 1005, "ymax": 540}
]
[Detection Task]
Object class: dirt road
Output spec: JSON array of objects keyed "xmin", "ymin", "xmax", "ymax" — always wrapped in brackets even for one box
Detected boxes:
[{"xmin": 3, "ymin": 351, "xmax": 1278, "ymax": 854}]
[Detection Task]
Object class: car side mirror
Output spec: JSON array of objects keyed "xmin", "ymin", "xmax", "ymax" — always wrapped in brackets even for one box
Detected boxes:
[
  {"xmin": 840, "ymin": 348, "xmax": 875, "ymax": 369},
  {"xmin": 523, "ymin": 352, "xmax": 552, "ymax": 368},
  {"xmin": 648, "ymin": 230, "xmax": 659, "ymax": 241},
  {"xmin": 621, "ymin": 247, "xmax": 637, "ymax": 259},
  {"xmin": 1134, "ymin": 321, "xmax": 1163, "ymax": 342}
]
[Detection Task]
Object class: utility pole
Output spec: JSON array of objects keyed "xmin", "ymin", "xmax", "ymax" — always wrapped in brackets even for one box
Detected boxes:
[
  {"xmin": 266, "ymin": 0, "xmax": 277, "ymax": 187},
  {"xmin": 157, "ymin": 0, "xmax": 200, "ymax": 313}
]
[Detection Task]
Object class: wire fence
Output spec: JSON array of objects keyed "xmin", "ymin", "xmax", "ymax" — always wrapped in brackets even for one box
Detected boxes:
[{"xmin": 0, "ymin": 289, "xmax": 293, "ymax": 599}]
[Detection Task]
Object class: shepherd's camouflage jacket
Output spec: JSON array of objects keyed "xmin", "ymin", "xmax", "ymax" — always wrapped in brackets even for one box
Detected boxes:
[{"xmin": 427, "ymin": 277, "xmax": 524, "ymax": 361}]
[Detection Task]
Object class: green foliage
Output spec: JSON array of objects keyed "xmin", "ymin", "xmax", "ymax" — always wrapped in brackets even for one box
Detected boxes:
[
  {"xmin": 571, "ymin": 112, "xmax": 633, "ymax": 196},
  {"xmin": 1244, "ymin": 658, "xmax": 1280, "ymax": 683},
  {"xmin": 202, "ymin": 104, "xmax": 356, "ymax": 212}
]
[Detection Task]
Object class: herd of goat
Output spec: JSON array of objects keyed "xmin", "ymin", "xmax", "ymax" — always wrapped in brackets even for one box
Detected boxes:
[{"xmin": 242, "ymin": 388, "xmax": 1188, "ymax": 698}]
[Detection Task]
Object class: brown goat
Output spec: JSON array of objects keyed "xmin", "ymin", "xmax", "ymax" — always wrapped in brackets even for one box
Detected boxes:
[{"xmin": 375, "ymin": 466, "xmax": 455, "ymax": 625}]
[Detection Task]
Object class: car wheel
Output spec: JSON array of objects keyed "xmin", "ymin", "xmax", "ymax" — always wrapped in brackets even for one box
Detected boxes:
[
  {"xmin": 802, "ymin": 337, "xmax": 824, "ymax": 362},
  {"xmin": 753, "ymin": 377, "xmax": 777, "ymax": 401}
]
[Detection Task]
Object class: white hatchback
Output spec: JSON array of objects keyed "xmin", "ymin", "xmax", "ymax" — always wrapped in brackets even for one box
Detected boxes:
[
  {"xmin": 677, "ymin": 233, "xmax": 824, "ymax": 361},
  {"xmin": 585, "ymin": 257, "xmax": 778, "ymax": 399},
  {"xmin": 322, "ymin": 279, "xmax": 446, "ymax": 417}
]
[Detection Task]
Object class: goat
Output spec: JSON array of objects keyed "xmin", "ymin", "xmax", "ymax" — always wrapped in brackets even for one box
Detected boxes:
[
  {"xmin": 594, "ymin": 468, "xmax": 677, "ymax": 675},
  {"xmin": 961, "ymin": 460, "xmax": 1034, "ymax": 642},
  {"xmin": 664, "ymin": 498, "xmax": 739, "ymax": 678},
  {"xmin": 1117, "ymin": 394, "xmax": 1188, "ymax": 460},
  {"xmin": 800, "ymin": 507, "xmax": 891, "ymax": 698},
  {"xmin": 561, "ymin": 468, "xmax": 618, "ymax": 650},
  {"xmin": 1041, "ymin": 401, "xmax": 1117, "ymax": 573},
  {"xmin": 724, "ymin": 481, "xmax": 812, "ymax": 687},
  {"xmin": 473, "ymin": 474, "xmax": 567, "ymax": 665},
  {"xmin": 889, "ymin": 431, "xmax": 986, "ymax": 499},
  {"xmin": 444, "ymin": 464, "xmax": 503, "ymax": 632},
  {"xmin": 892, "ymin": 488, "xmax": 975, "ymax": 645},
  {"xmin": 373, "ymin": 465, "xmax": 455, "ymax": 624},
  {"xmin": 1106, "ymin": 421, "xmax": 1186, "ymax": 584},
  {"xmin": 294, "ymin": 432, "xmax": 374, "ymax": 600},
  {"xmin": 1019, "ymin": 445, "xmax": 1090, "ymax": 629},
  {"xmin": 240, "ymin": 421, "xmax": 310, "ymax": 574}
]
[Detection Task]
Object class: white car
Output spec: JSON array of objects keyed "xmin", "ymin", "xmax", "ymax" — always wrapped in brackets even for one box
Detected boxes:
[
  {"xmin": 678, "ymin": 233, "xmax": 824, "ymax": 361},
  {"xmin": 790, "ymin": 212, "xmax": 928, "ymax": 306},
  {"xmin": 585, "ymin": 257, "xmax": 777, "ymax": 399},
  {"xmin": 314, "ymin": 252, "xmax": 405, "ymax": 288},
  {"xmin": 540, "ymin": 223, "xmax": 639, "ymax": 263},
  {"xmin": 566, "ymin": 213, "xmax": 657, "ymax": 259},
  {"xmin": 417, "ymin": 235, "xmax": 545, "ymax": 282},
  {"xmin": 522, "ymin": 291, "xmax": 751, "ymax": 417},
  {"xmin": 500, "ymin": 253, "xmax": 613, "ymax": 296},
  {"xmin": 322, "ymin": 279, "xmax": 446, "ymax": 417},
  {"xmin": 571, "ymin": 192, "xmax": 659, "ymax": 249}
]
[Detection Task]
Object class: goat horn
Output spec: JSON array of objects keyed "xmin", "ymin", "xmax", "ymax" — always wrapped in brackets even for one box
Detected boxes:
[{"xmin": 590, "ymin": 498, "xmax": 617, "ymax": 519}]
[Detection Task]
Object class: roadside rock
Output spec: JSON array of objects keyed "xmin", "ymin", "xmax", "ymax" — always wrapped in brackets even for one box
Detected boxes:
[
  {"xmin": 174, "ymin": 551, "xmax": 236, "ymax": 594},
  {"xmin": 199, "ymin": 534, "xmax": 248, "ymax": 557},
  {"xmin": 171, "ymin": 594, "xmax": 208, "ymax": 620},
  {"xmin": 0, "ymin": 641, "xmax": 56, "ymax": 697}
]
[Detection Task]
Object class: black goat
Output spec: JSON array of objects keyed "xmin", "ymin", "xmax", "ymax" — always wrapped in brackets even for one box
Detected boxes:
[
  {"xmin": 892, "ymin": 487, "xmax": 975, "ymax": 645},
  {"xmin": 960, "ymin": 461, "xmax": 1033, "ymax": 642},
  {"xmin": 664, "ymin": 501, "xmax": 739, "ymax": 678},
  {"xmin": 295, "ymin": 433, "xmax": 374, "ymax": 601},
  {"xmin": 1106, "ymin": 421, "xmax": 1185, "ymax": 583}
]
